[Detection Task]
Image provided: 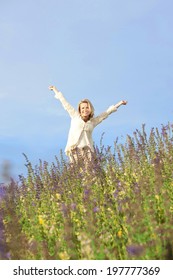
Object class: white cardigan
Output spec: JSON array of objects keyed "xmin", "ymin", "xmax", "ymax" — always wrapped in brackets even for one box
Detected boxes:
[{"xmin": 54, "ymin": 91, "xmax": 118, "ymax": 156}]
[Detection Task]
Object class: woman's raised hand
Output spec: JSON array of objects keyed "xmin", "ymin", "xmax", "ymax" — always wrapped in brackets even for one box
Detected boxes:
[
  {"xmin": 121, "ymin": 100, "xmax": 128, "ymax": 105},
  {"xmin": 49, "ymin": 85, "xmax": 56, "ymax": 91}
]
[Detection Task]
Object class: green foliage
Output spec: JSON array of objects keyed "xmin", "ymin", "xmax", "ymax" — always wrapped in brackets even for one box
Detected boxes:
[{"xmin": 1, "ymin": 123, "xmax": 173, "ymax": 259}]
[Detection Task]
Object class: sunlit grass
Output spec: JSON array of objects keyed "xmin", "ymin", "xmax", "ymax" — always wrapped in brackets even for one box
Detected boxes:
[{"xmin": 1, "ymin": 123, "xmax": 173, "ymax": 259}]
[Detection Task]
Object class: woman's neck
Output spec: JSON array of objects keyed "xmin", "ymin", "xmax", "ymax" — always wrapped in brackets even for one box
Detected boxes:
[{"xmin": 81, "ymin": 115, "xmax": 90, "ymax": 122}]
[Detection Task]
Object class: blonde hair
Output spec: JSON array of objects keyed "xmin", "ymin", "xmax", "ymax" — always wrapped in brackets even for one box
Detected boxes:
[{"xmin": 78, "ymin": 99, "xmax": 95, "ymax": 119}]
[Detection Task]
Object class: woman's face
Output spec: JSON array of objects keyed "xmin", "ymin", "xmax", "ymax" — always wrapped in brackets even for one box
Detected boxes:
[{"xmin": 80, "ymin": 102, "xmax": 91, "ymax": 120}]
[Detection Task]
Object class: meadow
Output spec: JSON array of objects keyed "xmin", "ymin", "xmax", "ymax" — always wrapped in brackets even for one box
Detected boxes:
[{"xmin": 0, "ymin": 123, "xmax": 173, "ymax": 260}]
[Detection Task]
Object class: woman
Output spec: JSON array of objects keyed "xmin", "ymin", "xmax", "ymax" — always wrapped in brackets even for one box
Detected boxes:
[{"xmin": 49, "ymin": 86, "xmax": 127, "ymax": 163}]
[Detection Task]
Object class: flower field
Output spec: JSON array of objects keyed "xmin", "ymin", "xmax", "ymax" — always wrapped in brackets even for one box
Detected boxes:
[{"xmin": 1, "ymin": 123, "xmax": 173, "ymax": 260}]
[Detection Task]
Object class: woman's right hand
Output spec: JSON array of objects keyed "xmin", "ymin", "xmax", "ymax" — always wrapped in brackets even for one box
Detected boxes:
[{"xmin": 49, "ymin": 85, "xmax": 56, "ymax": 91}]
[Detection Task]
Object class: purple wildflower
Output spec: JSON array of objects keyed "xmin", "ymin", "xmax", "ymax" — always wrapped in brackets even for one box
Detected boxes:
[
  {"xmin": 93, "ymin": 206, "xmax": 99, "ymax": 213},
  {"xmin": 71, "ymin": 203, "xmax": 76, "ymax": 211},
  {"xmin": 161, "ymin": 125, "xmax": 169, "ymax": 137},
  {"xmin": 126, "ymin": 244, "xmax": 144, "ymax": 256},
  {"xmin": 0, "ymin": 184, "xmax": 6, "ymax": 199},
  {"xmin": 84, "ymin": 189, "xmax": 90, "ymax": 195}
]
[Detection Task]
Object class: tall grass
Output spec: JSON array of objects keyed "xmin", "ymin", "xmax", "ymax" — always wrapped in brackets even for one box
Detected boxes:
[{"xmin": 1, "ymin": 123, "xmax": 173, "ymax": 260}]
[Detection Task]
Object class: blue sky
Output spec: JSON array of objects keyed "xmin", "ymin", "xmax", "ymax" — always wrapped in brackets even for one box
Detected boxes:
[{"xmin": 0, "ymin": 0, "xmax": 172, "ymax": 182}]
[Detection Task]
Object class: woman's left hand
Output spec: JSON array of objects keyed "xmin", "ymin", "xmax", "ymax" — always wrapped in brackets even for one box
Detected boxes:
[{"xmin": 121, "ymin": 100, "xmax": 128, "ymax": 105}]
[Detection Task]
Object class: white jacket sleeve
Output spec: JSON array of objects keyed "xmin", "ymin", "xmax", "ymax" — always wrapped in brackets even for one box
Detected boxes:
[
  {"xmin": 54, "ymin": 91, "xmax": 78, "ymax": 118},
  {"xmin": 92, "ymin": 105, "xmax": 118, "ymax": 127}
]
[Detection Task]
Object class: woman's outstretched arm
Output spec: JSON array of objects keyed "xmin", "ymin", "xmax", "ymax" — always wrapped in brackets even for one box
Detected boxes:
[
  {"xmin": 114, "ymin": 100, "xmax": 128, "ymax": 108},
  {"xmin": 93, "ymin": 100, "xmax": 128, "ymax": 127},
  {"xmin": 49, "ymin": 86, "xmax": 77, "ymax": 118}
]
